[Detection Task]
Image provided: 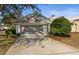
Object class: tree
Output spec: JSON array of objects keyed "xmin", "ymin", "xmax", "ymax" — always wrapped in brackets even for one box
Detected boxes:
[
  {"xmin": 0, "ymin": 4, "xmax": 40, "ymax": 24},
  {"xmin": 32, "ymin": 11, "xmax": 41, "ymax": 16},
  {"xmin": 50, "ymin": 16, "xmax": 71, "ymax": 36}
]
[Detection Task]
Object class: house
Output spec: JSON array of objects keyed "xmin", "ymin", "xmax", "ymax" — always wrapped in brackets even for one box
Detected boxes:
[
  {"xmin": 71, "ymin": 19, "xmax": 79, "ymax": 32},
  {"xmin": 14, "ymin": 15, "xmax": 50, "ymax": 38}
]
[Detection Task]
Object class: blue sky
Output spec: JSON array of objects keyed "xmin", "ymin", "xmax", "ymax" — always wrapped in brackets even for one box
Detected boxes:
[{"xmin": 37, "ymin": 4, "xmax": 79, "ymax": 18}]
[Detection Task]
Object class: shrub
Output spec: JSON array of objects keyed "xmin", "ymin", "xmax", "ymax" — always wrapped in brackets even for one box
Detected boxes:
[
  {"xmin": 5, "ymin": 30, "xmax": 11, "ymax": 36},
  {"xmin": 50, "ymin": 16, "xmax": 71, "ymax": 36},
  {"xmin": 11, "ymin": 28, "xmax": 16, "ymax": 35},
  {"xmin": 5, "ymin": 27, "xmax": 16, "ymax": 37}
]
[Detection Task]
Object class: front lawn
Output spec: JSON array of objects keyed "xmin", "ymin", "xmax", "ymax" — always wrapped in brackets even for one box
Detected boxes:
[
  {"xmin": 50, "ymin": 33, "xmax": 79, "ymax": 49},
  {"xmin": 0, "ymin": 36, "xmax": 16, "ymax": 55}
]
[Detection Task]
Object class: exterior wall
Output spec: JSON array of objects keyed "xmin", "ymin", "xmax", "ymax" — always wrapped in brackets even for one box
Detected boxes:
[
  {"xmin": 71, "ymin": 24, "xmax": 77, "ymax": 32},
  {"xmin": 71, "ymin": 21, "xmax": 79, "ymax": 32}
]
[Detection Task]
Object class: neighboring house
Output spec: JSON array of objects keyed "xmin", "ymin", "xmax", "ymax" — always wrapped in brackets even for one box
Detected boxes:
[
  {"xmin": 14, "ymin": 15, "xmax": 50, "ymax": 38},
  {"xmin": 0, "ymin": 22, "xmax": 11, "ymax": 35},
  {"xmin": 68, "ymin": 16, "xmax": 79, "ymax": 32},
  {"xmin": 0, "ymin": 24, "xmax": 6, "ymax": 35},
  {"xmin": 71, "ymin": 19, "xmax": 79, "ymax": 32}
]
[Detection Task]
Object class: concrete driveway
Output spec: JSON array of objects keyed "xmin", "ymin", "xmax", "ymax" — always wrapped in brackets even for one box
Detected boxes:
[{"xmin": 5, "ymin": 37, "xmax": 79, "ymax": 55}]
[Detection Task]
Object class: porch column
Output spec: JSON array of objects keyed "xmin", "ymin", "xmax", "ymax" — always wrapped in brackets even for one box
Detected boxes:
[
  {"xmin": 48, "ymin": 24, "xmax": 50, "ymax": 33},
  {"xmin": 21, "ymin": 26, "xmax": 27, "ymax": 36},
  {"xmin": 16, "ymin": 25, "xmax": 21, "ymax": 34},
  {"xmin": 43, "ymin": 25, "xmax": 47, "ymax": 35}
]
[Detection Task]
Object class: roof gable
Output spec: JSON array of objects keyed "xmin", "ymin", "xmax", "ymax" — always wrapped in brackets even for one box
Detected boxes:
[{"xmin": 14, "ymin": 15, "xmax": 50, "ymax": 26}]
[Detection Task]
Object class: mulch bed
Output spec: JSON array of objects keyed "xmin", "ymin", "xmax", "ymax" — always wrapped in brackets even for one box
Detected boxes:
[{"xmin": 50, "ymin": 33, "xmax": 79, "ymax": 49}]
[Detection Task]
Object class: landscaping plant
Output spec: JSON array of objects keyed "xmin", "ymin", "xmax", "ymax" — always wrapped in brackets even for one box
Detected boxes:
[
  {"xmin": 50, "ymin": 16, "xmax": 71, "ymax": 37},
  {"xmin": 5, "ymin": 27, "xmax": 16, "ymax": 38}
]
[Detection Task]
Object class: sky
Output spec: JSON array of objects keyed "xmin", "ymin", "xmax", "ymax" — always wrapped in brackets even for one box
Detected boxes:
[{"xmin": 37, "ymin": 4, "xmax": 79, "ymax": 18}]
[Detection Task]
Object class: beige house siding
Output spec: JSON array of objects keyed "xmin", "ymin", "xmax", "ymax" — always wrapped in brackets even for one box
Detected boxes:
[{"xmin": 71, "ymin": 20, "xmax": 79, "ymax": 32}]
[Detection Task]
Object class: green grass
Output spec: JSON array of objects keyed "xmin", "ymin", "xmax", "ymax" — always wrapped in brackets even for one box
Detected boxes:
[
  {"xmin": 0, "ymin": 36, "xmax": 16, "ymax": 55},
  {"xmin": 0, "ymin": 40, "xmax": 14, "ymax": 46}
]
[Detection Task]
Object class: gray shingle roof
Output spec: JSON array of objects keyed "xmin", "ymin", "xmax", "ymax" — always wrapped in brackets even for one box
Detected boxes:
[{"xmin": 14, "ymin": 15, "xmax": 50, "ymax": 26}]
